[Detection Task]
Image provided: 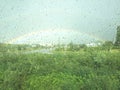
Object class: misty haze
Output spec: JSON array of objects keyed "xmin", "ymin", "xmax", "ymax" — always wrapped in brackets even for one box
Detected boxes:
[{"xmin": 0, "ymin": 0, "xmax": 120, "ymax": 90}]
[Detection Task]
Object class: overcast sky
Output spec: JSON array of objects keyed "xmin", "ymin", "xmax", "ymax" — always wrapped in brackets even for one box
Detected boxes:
[{"xmin": 0, "ymin": 0, "xmax": 120, "ymax": 43}]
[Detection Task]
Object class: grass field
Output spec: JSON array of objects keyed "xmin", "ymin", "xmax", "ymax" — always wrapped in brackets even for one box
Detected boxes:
[{"xmin": 0, "ymin": 44, "xmax": 120, "ymax": 90}]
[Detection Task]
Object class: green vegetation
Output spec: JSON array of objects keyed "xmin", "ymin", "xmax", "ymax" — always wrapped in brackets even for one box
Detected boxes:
[
  {"xmin": 115, "ymin": 25, "xmax": 120, "ymax": 47},
  {"xmin": 0, "ymin": 43, "xmax": 120, "ymax": 90}
]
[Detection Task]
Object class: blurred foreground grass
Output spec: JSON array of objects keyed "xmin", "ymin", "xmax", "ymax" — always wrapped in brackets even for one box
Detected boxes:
[{"xmin": 0, "ymin": 47, "xmax": 120, "ymax": 90}]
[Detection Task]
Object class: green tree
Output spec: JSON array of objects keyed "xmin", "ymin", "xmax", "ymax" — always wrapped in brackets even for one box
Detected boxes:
[
  {"xmin": 115, "ymin": 26, "xmax": 120, "ymax": 46},
  {"xmin": 102, "ymin": 41, "xmax": 113, "ymax": 51},
  {"xmin": 67, "ymin": 42, "xmax": 74, "ymax": 51}
]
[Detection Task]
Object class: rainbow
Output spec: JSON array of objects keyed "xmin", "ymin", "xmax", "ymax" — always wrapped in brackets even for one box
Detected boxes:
[{"xmin": 6, "ymin": 29, "xmax": 105, "ymax": 45}]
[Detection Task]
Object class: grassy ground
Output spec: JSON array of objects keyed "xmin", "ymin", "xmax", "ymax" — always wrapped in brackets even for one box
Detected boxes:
[{"xmin": 0, "ymin": 47, "xmax": 120, "ymax": 90}]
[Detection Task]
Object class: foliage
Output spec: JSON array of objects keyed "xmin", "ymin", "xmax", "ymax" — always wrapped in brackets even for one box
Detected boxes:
[
  {"xmin": 115, "ymin": 25, "xmax": 120, "ymax": 46},
  {"xmin": 0, "ymin": 44, "xmax": 120, "ymax": 90},
  {"xmin": 102, "ymin": 41, "xmax": 113, "ymax": 51}
]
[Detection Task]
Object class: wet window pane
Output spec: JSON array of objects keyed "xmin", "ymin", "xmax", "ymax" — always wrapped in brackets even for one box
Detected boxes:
[{"xmin": 0, "ymin": 0, "xmax": 120, "ymax": 89}]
